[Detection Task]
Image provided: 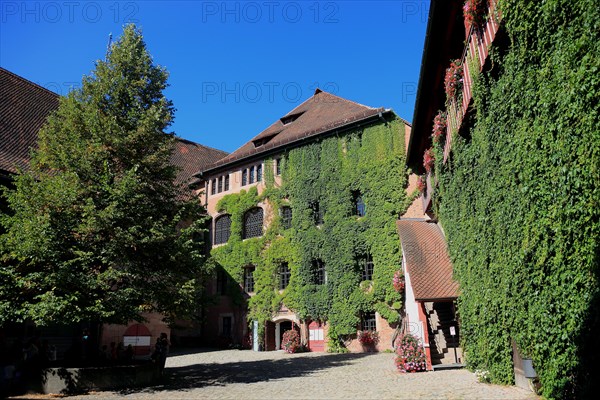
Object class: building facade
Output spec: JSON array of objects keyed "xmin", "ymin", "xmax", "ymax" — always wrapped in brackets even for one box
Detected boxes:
[{"xmin": 197, "ymin": 89, "xmax": 417, "ymax": 353}]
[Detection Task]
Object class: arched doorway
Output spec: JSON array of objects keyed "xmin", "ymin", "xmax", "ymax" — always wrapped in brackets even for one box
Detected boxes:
[{"xmin": 276, "ymin": 319, "xmax": 299, "ymax": 351}]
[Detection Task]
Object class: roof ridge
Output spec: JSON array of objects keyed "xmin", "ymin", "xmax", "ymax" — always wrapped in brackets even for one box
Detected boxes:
[
  {"xmin": 175, "ymin": 136, "xmax": 229, "ymax": 155},
  {"xmin": 0, "ymin": 67, "xmax": 61, "ymax": 99},
  {"xmin": 317, "ymin": 90, "xmax": 378, "ymax": 111}
]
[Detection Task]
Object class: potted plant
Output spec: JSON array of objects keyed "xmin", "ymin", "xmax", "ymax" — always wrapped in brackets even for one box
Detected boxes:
[
  {"xmin": 395, "ymin": 334, "xmax": 427, "ymax": 373},
  {"xmin": 282, "ymin": 329, "xmax": 301, "ymax": 353}
]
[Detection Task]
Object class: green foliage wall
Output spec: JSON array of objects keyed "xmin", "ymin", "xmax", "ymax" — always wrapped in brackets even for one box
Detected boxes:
[
  {"xmin": 209, "ymin": 118, "xmax": 413, "ymax": 350},
  {"xmin": 433, "ymin": 1, "xmax": 599, "ymax": 397}
]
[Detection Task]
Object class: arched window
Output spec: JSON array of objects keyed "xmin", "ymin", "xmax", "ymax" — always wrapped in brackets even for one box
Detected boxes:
[
  {"xmin": 214, "ymin": 214, "xmax": 231, "ymax": 245},
  {"xmin": 243, "ymin": 207, "xmax": 264, "ymax": 239}
]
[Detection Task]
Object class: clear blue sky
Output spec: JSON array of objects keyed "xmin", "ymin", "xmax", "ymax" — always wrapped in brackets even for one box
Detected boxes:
[{"xmin": 1, "ymin": 1, "xmax": 429, "ymax": 153}]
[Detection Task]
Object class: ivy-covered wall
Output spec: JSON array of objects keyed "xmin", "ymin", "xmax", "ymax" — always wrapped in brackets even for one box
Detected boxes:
[
  {"xmin": 432, "ymin": 1, "xmax": 599, "ymax": 397},
  {"xmin": 209, "ymin": 117, "xmax": 414, "ymax": 351}
]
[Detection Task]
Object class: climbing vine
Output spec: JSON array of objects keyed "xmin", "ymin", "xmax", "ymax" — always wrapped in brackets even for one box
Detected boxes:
[
  {"xmin": 208, "ymin": 118, "xmax": 413, "ymax": 351},
  {"xmin": 432, "ymin": 1, "xmax": 600, "ymax": 397}
]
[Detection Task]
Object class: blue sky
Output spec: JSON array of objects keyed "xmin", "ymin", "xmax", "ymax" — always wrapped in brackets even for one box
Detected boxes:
[{"xmin": 1, "ymin": 1, "xmax": 429, "ymax": 153}]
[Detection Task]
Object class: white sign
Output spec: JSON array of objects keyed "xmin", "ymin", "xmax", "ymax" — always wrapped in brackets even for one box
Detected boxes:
[
  {"xmin": 123, "ymin": 336, "xmax": 151, "ymax": 346},
  {"xmin": 449, "ymin": 326, "xmax": 456, "ymax": 336}
]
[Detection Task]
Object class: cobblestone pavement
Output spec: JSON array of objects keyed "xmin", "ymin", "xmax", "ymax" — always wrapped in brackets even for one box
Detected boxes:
[{"xmin": 34, "ymin": 349, "xmax": 540, "ymax": 399}]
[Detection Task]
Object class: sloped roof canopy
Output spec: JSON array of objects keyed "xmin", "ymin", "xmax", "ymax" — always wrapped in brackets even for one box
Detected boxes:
[
  {"xmin": 0, "ymin": 67, "xmax": 60, "ymax": 176},
  {"xmin": 397, "ymin": 219, "xmax": 459, "ymax": 301},
  {"xmin": 200, "ymin": 89, "xmax": 399, "ymax": 175}
]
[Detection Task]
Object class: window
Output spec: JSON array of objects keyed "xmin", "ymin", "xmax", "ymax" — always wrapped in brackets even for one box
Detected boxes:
[
  {"xmin": 280, "ymin": 206, "xmax": 292, "ymax": 229},
  {"xmin": 211, "ymin": 179, "xmax": 216, "ymax": 195},
  {"xmin": 257, "ymin": 164, "xmax": 262, "ymax": 182},
  {"xmin": 242, "ymin": 169, "xmax": 247, "ymax": 186},
  {"xmin": 244, "ymin": 266, "xmax": 255, "ymax": 293},
  {"xmin": 353, "ymin": 191, "xmax": 366, "ymax": 217},
  {"xmin": 276, "ymin": 158, "xmax": 282, "ymax": 175},
  {"xmin": 360, "ymin": 254, "xmax": 374, "ymax": 281},
  {"xmin": 249, "ymin": 166, "xmax": 255, "ymax": 184},
  {"xmin": 279, "ymin": 262, "xmax": 290, "ymax": 290},
  {"xmin": 218, "ymin": 176, "xmax": 223, "ymax": 193},
  {"xmin": 214, "ymin": 214, "xmax": 231, "ymax": 245},
  {"xmin": 311, "ymin": 259, "xmax": 326, "ymax": 285},
  {"xmin": 310, "ymin": 201, "xmax": 323, "ymax": 225},
  {"xmin": 224, "ymin": 174, "xmax": 229, "ymax": 191},
  {"xmin": 361, "ymin": 312, "xmax": 376, "ymax": 331},
  {"xmin": 216, "ymin": 269, "xmax": 228, "ymax": 295},
  {"xmin": 243, "ymin": 207, "xmax": 264, "ymax": 239}
]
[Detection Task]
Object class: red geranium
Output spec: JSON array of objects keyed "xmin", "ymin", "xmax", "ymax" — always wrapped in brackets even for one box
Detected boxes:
[
  {"xmin": 444, "ymin": 60, "xmax": 463, "ymax": 100},
  {"xmin": 432, "ymin": 111, "xmax": 446, "ymax": 143},
  {"xmin": 463, "ymin": 0, "xmax": 486, "ymax": 28},
  {"xmin": 423, "ymin": 148, "xmax": 435, "ymax": 173}
]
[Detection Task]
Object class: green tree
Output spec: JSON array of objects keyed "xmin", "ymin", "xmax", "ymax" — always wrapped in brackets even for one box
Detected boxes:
[{"xmin": 0, "ymin": 24, "xmax": 209, "ymax": 326}]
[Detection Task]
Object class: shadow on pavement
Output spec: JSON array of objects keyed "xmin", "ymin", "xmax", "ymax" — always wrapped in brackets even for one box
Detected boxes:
[{"xmin": 116, "ymin": 351, "xmax": 372, "ymax": 395}]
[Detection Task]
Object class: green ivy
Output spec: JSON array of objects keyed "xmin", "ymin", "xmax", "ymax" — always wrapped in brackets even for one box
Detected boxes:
[
  {"xmin": 432, "ymin": 1, "xmax": 599, "ymax": 397},
  {"xmin": 208, "ymin": 118, "xmax": 413, "ymax": 350}
]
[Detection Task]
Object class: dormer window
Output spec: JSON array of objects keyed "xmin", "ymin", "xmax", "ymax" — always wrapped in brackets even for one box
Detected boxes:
[{"xmin": 280, "ymin": 111, "xmax": 305, "ymax": 125}]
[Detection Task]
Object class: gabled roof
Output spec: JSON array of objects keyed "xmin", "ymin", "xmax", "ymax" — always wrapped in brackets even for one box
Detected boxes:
[
  {"xmin": 0, "ymin": 67, "xmax": 227, "ymax": 192},
  {"xmin": 396, "ymin": 219, "xmax": 459, "ymax": 301},
  {"xmin": 0, "ymin": 67, "xmax": 60, "ymax": 175},
  {"xmin": 202, "ymin": 89, "xmax": 396, "ymax": 174},
  {"xmin": 170, "ymin": 138, "xmax": 228, "ymax": 188}
]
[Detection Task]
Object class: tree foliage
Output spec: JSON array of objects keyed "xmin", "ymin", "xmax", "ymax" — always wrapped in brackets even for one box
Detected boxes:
[
  {"xmin": 0, "ymin": 24, "xmax": 209, "ymax": 326},
  {"xmin": 432, "ymin": 1, "xmax": 599, "ymax": 397}
]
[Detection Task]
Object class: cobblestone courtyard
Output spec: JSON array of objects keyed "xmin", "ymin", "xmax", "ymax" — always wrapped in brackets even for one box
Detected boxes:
[{"xmin": 60, "ymin": 349, "xmax": 538, "ymax": 399}]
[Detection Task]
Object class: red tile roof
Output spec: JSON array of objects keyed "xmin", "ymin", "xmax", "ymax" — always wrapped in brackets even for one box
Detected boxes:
[
  {"xmin": 170, "ymin": 138, "xmax": 228, "ymax": 188},
  {"xmin": 0, "ymin": 67, "xmax": 227, "ymax": 191},
  {"xmin": 0, "ymin": 67, "xmax": 60, "ymax": 175},
  {"xmin": 202, "ymin": 89, "xmax": 398, "ymax": 173},
  {"xmin": 396, "ymin": 219, "xmax": 459, "ymax": 301}
]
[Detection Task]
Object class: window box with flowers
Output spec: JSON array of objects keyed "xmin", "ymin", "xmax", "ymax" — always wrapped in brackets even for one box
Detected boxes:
[
  {"xmin": 423, "ymin": 148, "xmax": 435, "ymax": 173},
  {"xmin": 393, "ymin": 270, "xmax": 405, "ymax": 292},
  {"xmin": 357, "ymin": 330, "xmax": 379, "ymax": 350},
  {"xmin": 444, "ymin": 59, "xmax": 464, "ymax": 102},
  {"xmin": 432, "ymin": 111, "xmax": 446, "ymax": 144},
  {"xmin": 395, "ymin": 333, "xmax": 427, "ymax": 373},
  {"xmin": 416, "ymin": 175, "xmax": 427, "ymax": 194},
  {"xmin": 463, "ymin": 0, "xmax": 486, "ymax": 36}
]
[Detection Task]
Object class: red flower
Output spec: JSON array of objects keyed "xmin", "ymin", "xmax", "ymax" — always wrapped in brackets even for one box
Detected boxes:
[
  {"xmin": 393, "ymin": 270, "xmax": 405, "ymax": 292},
  {"xmin": 358, "ymin": 330, "xmax": 380, "ymax": 345},
  {"xmin": 432, "ymin": 112, "xmax": 446, "ymax": 143},
  {"xmin": 423, "ymin": 148, "xmax": 435, "ymax": 173},
  {"xmin": 444, "ymin": 60, "xmax": 463, "ymax": 100},
  {"xmin": 463, "ymin": 0, "xmax": 486, "ymax": 27}
]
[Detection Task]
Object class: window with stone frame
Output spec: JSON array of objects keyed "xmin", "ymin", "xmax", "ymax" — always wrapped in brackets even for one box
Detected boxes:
[
  {"xmin": 218, "ymin": 176, "xmax": 223, "ymax": 193},
  {"xmin": 214, "ymin": 214, "xmax": 232, "ymax": 245},
  {"xmin": 211, "ymin": 179, "xmax": 216, "ymax": 195},
  {"xmin": 279, "ymin": 262, "xmax": 290, "ymax": 289},
  {"xmin": 244, "ymin": 266, "xmax": 255, "ymax": 293},
  {"xmin": 224, "ymin": 174, "xmax": 230, "ymax": 191},
  {"xmin": 352, "ymin": 190, "xmax": 366, "ymax": 217},
  {"xmin": 249, "ymin": 166, "xmax": 255, "ymax": 184},
  {"xmin": 280, "ymin": 206, "xmax": 292, "ymax": 229},
  {"xmin": 275, "ymin": 158, "xmax": 282, "ymax": 175},
  {"xmin": 311, "ymin": 259, "xmax": 326, "ymax": 285},
  {"xmin": 242, "ymin": 169, "xmax": 248, "ymax": 186},
  {"xmin": 243, "ymin": 207, "xmax": 264, "ymax": 239},
  {"xmin": 257, "ymin": 164, "xmax": 262, "ymax": 182},
  {"xmin": 359, "ymin": 253, "xmax": 374, "ymax": 281},
  {"xmin": 361, "ymin": 312, "xmax": 376, "ymax": 331}
]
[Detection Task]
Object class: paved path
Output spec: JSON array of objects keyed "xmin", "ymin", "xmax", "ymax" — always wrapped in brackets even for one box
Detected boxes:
[{"xmin": 33, "ymin": 349, "xmax": 539, "ymax": 399}]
